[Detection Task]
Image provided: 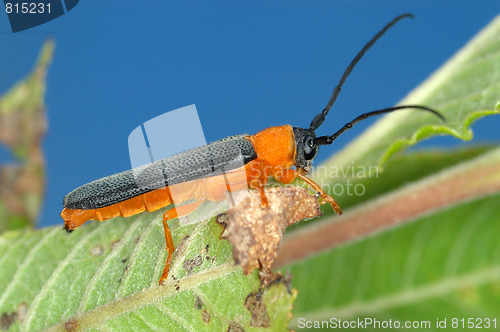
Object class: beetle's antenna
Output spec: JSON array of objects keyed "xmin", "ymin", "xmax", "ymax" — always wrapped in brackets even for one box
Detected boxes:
[
  {"xmin": 313, "ymin": 105, "xmax": 445, "ymax": 145},
  {"xmin": 309, "ymin": 13, "xmax": 414, "ymax": 131}
]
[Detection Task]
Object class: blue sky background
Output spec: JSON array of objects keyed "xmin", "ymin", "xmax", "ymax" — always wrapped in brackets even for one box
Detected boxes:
[{"xmin": 0, "ymin": 1, "xmax": 499, "ymax": 228}]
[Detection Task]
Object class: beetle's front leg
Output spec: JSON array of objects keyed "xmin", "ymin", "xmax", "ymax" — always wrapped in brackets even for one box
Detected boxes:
[
  {"xmin": 276, "ymin": 168, "xmax": 342, "ymax": 215},
  {"xmin": 246, "ymin": 162, "xmax": 271, "ymax": 207},
  {"xmin": 249, "ymin": 178, "xmax": 269, "ymax": 207}
]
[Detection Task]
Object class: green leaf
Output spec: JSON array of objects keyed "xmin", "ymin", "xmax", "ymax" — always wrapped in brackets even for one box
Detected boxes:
[
  {"xmin": 0, "ymin": 210, "xmax": 295, "ymax": 331},
  {"xmin": 287, "ymin": 191, "xmax": 500, "ymax": 330},
  {"xmin": 280, "ymin": 14, "xmax": 500, "ymax": 330},
  {"xmin": 320, "ymin": 14, "xmax": 500, "ymax": 176},
  {"xmin": 0, "ymin": 40, "xmax": 54, "ymax": 232}
]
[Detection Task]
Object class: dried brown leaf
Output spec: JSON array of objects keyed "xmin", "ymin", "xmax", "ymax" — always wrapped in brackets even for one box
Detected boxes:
[
  {"xmin": 222, "ymin": 186, "xmax": 321, "ymax": 284},
  {"xmin": 0, "ymin": 40, "xmax": 53, "ymax": 231}
]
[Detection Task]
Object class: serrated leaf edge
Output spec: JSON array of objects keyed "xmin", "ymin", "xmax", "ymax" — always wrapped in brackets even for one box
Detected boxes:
[{"xmin": 378, "ymin": 109, "xmax": 500, "ymax": 167}]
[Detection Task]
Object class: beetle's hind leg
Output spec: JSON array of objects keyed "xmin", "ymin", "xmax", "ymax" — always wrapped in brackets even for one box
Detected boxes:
[{"xmin": 159, "ymin": 201, "xmax": 202, "ymax": 285}]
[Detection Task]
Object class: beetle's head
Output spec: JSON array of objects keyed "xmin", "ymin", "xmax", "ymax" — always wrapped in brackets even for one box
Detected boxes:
[{"xmin": 292, "ymin": 127, "xmax": 318, "ymax": 169}]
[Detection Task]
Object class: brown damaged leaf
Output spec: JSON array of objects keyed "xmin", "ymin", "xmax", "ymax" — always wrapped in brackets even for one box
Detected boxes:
[
  {"xmin": 0, "ymin": 302, "xmax": 27, "ymax": 331},
  {"xmin": 221, "ymin": 186, "xmax": 321, "ymax": 285},
  {"xmin": 0, "ymin": 40, "xmax": 54, "ymax": 232},
  {"xmin": 245, "ymin": 291, "xmax": 270, "ymax": 328}
]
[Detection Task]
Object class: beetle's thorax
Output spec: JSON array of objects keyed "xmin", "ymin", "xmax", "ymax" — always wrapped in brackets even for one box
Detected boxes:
[{"xmin": 246, "ymin": 125, "xmax": 296, "ymax": 171}]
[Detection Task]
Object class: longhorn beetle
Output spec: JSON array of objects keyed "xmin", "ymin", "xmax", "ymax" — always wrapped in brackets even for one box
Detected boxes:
[{"xmin": 62, "ymin": 14, "xmax": 445, "ymax": 285}]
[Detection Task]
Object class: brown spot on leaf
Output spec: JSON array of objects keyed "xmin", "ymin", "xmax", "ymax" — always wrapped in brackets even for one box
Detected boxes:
[
  {"xmin": 16, "ymin": 303, "xmax": 27, "ymax": 322},
  {"xmin": 183, "ymin": 255, "xmax": 203, "ymax": 275},
  {"xmin": 174, "ymin": 235, "xmax": 190, "ymax": 256},
  {"xmin": 224, "ymin": 187, "xmax": 320, "ymax": 285},
  {"xmin": 110, "ymin": 240, "xmax": 120, "ymax": 250},
  {"xmin": 64, "ymin": 319, "xmax": 78, "ymax": 332},
  {"xmin": 203, "ymin": 244, "xmax": 211, "ymax": 261},
  {"xmin": 216, "ymin": 213, "xmax": 229, "ymax": 229},
  {"xmin": 1, "ymin": 311, "xmax": 17, "ymax": 330},
  {"xmin": 194, "ymin": 296, "xmax": 203, "ymax": 310},
  {"xmin": 227, "ymin": 321, "xmax": 246, "ymax": 332},
  {"xmin": 90, "ymin": 245, "xmax": 104, "ymax": 257},
  {"xmin": 244, "ymin": 291, "xmax": 270, "ymax": 327},
  {"xmin": 202, "ymin": 309, "xmax": 211, "ymax": 323},
  {"xmin": 270, "ymin": 271, "xmax": 293, "ymax": 295}
]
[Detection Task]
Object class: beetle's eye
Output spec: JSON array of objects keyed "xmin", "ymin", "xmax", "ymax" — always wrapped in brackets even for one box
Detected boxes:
[{"xmin": 303, "ymin": 135, "xmax": 317, "ymax": 160}]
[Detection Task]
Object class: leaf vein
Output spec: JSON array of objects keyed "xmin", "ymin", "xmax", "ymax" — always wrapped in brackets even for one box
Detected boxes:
[
  {"xmin": 117, "ymin": 214, "xmax": 161, "ymax": 296},
  {"xmin": 292, "ymin": 265, "xmax": 500, "ymax": 325},
  {"xmin": 79, "ymin": 217, "xmax": 144, "ymax": 311},
  {"xmin": 24, "ymin": 225, "xmax": 103, "ymax": 331},
  {"xmin": 43, "ymin": 262, "xmax": 240, "ymax": 332},
  {"xmin": 0, "ymin": 227, "xmax": 60, "ymax": 306},
  {"xmin": 156, "ymin": 300, "xmax": 197, "ymax": 332}
]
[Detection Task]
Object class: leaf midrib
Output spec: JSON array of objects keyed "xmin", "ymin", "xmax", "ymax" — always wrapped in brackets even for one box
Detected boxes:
[{"xmin": 44, "ymin": 262, "xmax": 240, "ymax": 332}]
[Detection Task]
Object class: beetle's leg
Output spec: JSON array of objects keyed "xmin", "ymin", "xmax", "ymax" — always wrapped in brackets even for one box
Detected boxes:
[
  {"xmin": 245, "ymin": 161, "xmax": 272, "ymax": 207},
  {"xmin": 249, "ymin": 179, "xmax": 269, "ymax": 207},
  {"xmin": 159, "ymin": 201, "xmax": 202, "ymax": 285},
  {"xmin": 257, "ymin": 185, "xmax": 269, "ymax": 207},
  {"xmin": 297, "ymin": 173, "xmax": 342, "ymax": 215},
  {"xmin": 159, "ymin": 217, "xmax": 175, "ymax": 285},
  {"xmin": 275, "ymin": 168, "xmax": 298, "ymax": 184},
  {"xmin": 277, "ymin": 169, "xmax": 342, "ymax": 215}
]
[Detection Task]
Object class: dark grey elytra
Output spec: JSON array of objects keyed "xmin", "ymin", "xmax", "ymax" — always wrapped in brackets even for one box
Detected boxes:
[{"xmin": 63, "ymin": 135, "xmax": 257, "ymax": 210}]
